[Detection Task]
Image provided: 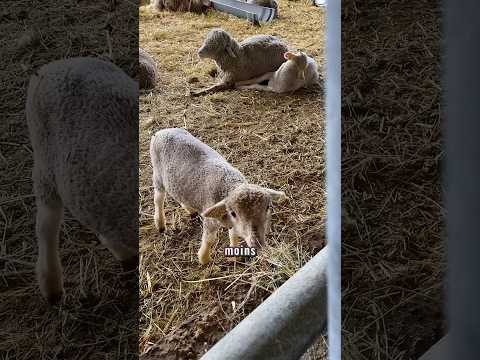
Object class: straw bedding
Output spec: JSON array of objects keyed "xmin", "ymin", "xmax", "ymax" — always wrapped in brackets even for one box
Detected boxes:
[
  {"xmin": 139, "ymin": 1, "xmax": 327, "ymax": 358},
  {"xmin": 341, "ymin": 0, "xmax": 445, "ymax": 358},
  {"xmin": 1, "ymin": 1, "xmax": 138, "ymax": 358}
]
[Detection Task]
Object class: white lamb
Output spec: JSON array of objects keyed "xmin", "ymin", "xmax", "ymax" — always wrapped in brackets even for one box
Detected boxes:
[
  {"xmin": 26, "ymin": 57, "xmax": 138, "ymax": 304},
  {"xmin": 150, "ymin": 128, "xmax": 287, "ymax": 265},
  {"xmin": 235, "ymin": 51, "xmax": 319, "ymax": 93}
]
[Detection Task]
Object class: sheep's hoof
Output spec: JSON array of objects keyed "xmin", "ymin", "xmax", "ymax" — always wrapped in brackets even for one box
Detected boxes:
[
  {"xmin": 189, "ymin": 212, "xmax": 199, "ymax": 219},
  {"xmin": 199, "ymin": 258, "xmax": 211, "ymax": 265},
  {"xmin": 226, "ymin": 256, "xmax": 239, "ymax": 264},
  {"xmin": 181, "ymin": 203, "xmax": 197, "ymax": 216},
  {"xmin": 154, "ymin": 216, "xmax": 166, "ymax": 233},
  {"xmin": 37, "ymin": 264, "xmax": 64, "ymax": 306},
  {"xmin": 46, "ymin": 291, "xmax": 63, "ymax": 305},
  {"xmin": 121, "ymin": 256, "xmax": 139, "ymax": 272},
  {"xmin": 208, "ymin": 68, "xmax": 218, "ymax": 77},
  {"xmin": 190, "ymin": 90, "xmax": 202, "ymax": 97},
  {"xmin": 278, "ymin": 193, "xmax": 288, "ymax": 203},
  {"xmin": 155, "ymin": 224, "xmax": 166, "ymax": 233},
  {"xmin": 198, "ymin": 251, "xmax": 212, "ymax": 265}
]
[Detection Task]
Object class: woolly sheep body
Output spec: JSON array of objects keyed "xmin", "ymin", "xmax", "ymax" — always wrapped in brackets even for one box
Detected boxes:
[
  {"xmin": 151, "ymin": 0, "xmax": 207, "ymax": 13},
  {"xmin": 150, "ymin": 128, "xmax": 286, "ymax": 264},
  {"xmin": 194, "ymin": 29, "xmax": 289, "ymax": 95},
  {"xmin": 150, "ymin": 128, "xmax": 246, "ymax": 212},
  {"xmin": 139, "ymin": 48, "xmax": 157, "ymax": 89},
  {"xmin": 26, "ymin": 57, "xmax": 139, "ymax": 303}
]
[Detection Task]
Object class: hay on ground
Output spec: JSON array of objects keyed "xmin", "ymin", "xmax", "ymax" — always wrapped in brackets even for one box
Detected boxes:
[
  {"xmin": 139, "ymin": 1, "xmax": 327, "ymax": 358},
  {"xmin": 1, "ymin": 1, "xmax": 138, "ymax": 358}
]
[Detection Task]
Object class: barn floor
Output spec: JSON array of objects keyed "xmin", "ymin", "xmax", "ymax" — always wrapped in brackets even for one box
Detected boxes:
[{"xmin": 139, "ymin": 2, "xmax": 327, "ymax": 359}]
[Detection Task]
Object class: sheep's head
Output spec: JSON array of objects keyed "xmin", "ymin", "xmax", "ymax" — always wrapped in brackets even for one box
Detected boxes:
[
  {"xmin": 284, "ymin": 51, "xmax": 309, "ymax": 80},
  {"xmin": 198, "ymin": 28, "xmax": 239, "ymax": 60},
  {"xmin": 202, "ymin": 184, "xmax": 287, "ymax": 248}
]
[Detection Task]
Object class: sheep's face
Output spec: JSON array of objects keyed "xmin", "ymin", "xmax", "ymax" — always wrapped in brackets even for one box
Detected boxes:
[
  {"xmin": 284, "ymin": 51, "xmax": 309, "ymax": 80},
  {"xmin": 198, "ymin": 29, "xmax": 236, "ymax": 60},
  {"xmin": 202, "ymin": 184, "xmax": 287, "ymax": 248}
]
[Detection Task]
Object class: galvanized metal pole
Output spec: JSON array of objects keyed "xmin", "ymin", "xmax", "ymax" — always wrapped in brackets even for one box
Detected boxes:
[
  {"xmin": 325, "ymin": 0, "xmax": 341, "ymax": 357},
  {"xmin": 446, "ymin": 0, "xmax": 480, "ymax": 358},
  {"xmin": 418, "ymin": 335, "xmax": 449, "ymax": 360},
  {"xmin": 200, "ymin": 246, "xmax": 328, "ymax": 360}
]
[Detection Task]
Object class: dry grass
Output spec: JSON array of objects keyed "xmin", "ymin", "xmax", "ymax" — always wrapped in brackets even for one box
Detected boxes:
[
  {"xmin": 139, "ymin": 1, "xmax": 327, "ymax": 359},
  {"xmin": 0, "ymin": 1, "xmax": 138, "ymax": 359},
  {"xmin": 341, "ymin": 0, "xmax": 445, "ymax": 359}
]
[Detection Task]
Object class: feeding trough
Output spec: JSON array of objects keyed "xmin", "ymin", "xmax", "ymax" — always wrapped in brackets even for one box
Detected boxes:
[
  {"xmin": 209, "ymin": 0, "xmax": 277, "ymax": 24},
  {"xmin": 314, "ymin": 0, "xmax": 327, "ymax": 6}
]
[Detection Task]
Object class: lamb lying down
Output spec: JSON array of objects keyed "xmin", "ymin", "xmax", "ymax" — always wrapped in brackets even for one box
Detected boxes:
[
  {"xmin": 192, "ymin": 28, "xmax": 289, "ymax": 96},
  {"xmin": 235, "ymin": 51, "xmax": 319, "ymax": 93}
]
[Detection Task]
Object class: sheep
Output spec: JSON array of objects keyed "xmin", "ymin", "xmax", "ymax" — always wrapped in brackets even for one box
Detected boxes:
[
  {"xmin": 151, "ymin": 0, "xmax": 209, "ymax": 13},
  {"xmin": 138, "ymin": 48, "xmax": 157, "ymax": 90},
  {"xmin": 150, "ymin": 128, "xmax": 287, "ymax": 265},
  {"xmin": 246, "ymin": 0, "xmax": 279, "ymax": 18},
  {"xmin": 192, "ymin": 28, "xmax": 289, "ymax": 96},
  {"xmin": 26, "ymin": 57, "xmax": 139, "ymax": 304},
  {"xmin": 235, "ymin": 51, "xmax": 319, "ymax": 93}
]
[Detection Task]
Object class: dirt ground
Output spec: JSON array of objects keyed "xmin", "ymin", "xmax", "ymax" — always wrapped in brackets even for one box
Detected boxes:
[
  {"xmin": 138, "ymin": 1, "xmax": 327, "ymax": 359},
  {"xmin": 341, "ymin": 0, "xmax": 445, "ymax": 359},
  {"xmin": 0, "ymin": 1, "xmax": 138, "ymax": 359}
]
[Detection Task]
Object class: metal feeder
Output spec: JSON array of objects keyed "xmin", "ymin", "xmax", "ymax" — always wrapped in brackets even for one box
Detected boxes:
[{"xmin": 210, "ymin": 0, "xmax": 277, "ymax": 24}]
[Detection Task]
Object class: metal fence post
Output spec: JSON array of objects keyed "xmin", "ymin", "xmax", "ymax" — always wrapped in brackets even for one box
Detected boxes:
[{"xmin": 200, "ymin": 246, "xmax": 329, "ymax": 360}]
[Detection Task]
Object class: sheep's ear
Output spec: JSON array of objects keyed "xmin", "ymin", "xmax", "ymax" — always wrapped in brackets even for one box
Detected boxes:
[
  {"xmin": 226, "ymin": 45, "xmax": 237, "ymax": 58},
  {"xmin": 284, "ymin": 52, "xmax": 295, "ymax": 60},
  {"xmin": 202, "ymin": 200, "xmax": 228, "ymax": 219},
  {"xmin": 264, "ymin": 188, "xmax": 287, "ymax": 203}
]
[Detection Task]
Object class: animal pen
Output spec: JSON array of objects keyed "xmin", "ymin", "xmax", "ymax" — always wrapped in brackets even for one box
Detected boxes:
[{"xmin": 139, "ymin": 1, "xmax": 328, "ymax": 359}]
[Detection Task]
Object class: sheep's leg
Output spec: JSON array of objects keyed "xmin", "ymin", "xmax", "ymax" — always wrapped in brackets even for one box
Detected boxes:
[
  {"xmin": 227, "ymin": 228, "xmax": 242, "ymax": 263},
  {"xmin": 181, "ymin": 203, "xmax": 198, "ymax": 216},
  {"xmin": 98, "ymin": 235, "xmax": 139, "ymax": 271},
  {"xmin": 35, "ymin": 199, "xmax": 64, "ymax": 304},
  {"xmin": 235, "ymin": 72, "xmax": 275, "ymax": 87},
  {"xmin": 151, "ymin": 150, "xmax": 166, "ymax": 232},
  {"xmin": 237, "ymin": 84, "xmax": 273, "ymax": 92},
  {"xmin": 191, "ymin": 81, "xmax": 233, "ymax": 96},
  {"xmin": 198, "ymin": 219, "xmax": 218, "ymax": 265},
  {"xmin": 154, "ymin": 188, "xmax": 166, "ymax": 233},
  {"xmin": 229, "ymin": 228, "xmax": 241, "ymax": 247}
]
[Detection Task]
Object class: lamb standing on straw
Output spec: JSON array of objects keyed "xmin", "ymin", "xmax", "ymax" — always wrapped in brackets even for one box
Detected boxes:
[{"xmin": 150, "ymin": 128, "xmax": 287, "ymax": 265}]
